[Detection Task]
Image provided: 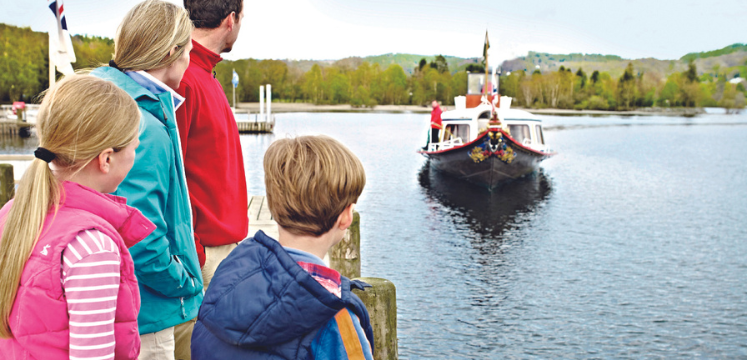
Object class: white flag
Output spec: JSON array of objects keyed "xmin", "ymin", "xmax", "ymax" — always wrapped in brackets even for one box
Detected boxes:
[{"xmin": 48, "ymin": 0, "xmax": 76, "ymax": 75}]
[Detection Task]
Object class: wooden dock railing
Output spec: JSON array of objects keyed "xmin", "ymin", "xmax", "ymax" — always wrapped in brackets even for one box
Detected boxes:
[{"xmin": 0, "ymin": 164, "xmax": 15, "ymax": 206}]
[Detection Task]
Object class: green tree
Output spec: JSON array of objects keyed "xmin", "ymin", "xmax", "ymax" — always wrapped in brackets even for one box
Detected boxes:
[
  {"xmin": 685, "ymin": 61, "xmax": 699, "ymax": 83},
  {"xmin": 617, "ymin": 63, "xmax": 637, "ymax": 110},
  {"xmin": 259, "ymin": 59, "xmax": 289, "ymax": 99},
  {"xmin": 350, "ymin": 62, "xmax": 375, "ymax": 107},
  {"xmin": 465, "ymin": 64, "xmax": 485, "ymax": 73},
  {"xmin": 575, "ymin": 68, "xmax": 587, "ymax": 89},
  {"xmin": 421, "ymin": 68, "xmax": 441, "ymax": 104},
  {"xmin": 658, "ymin": 77, "xmax": 680, "ymax": 106},
  {"xmin": 0, "ymin": 24, "xmax": 48, "ymax": 102},
  {"xmin": 379, "ymin": 64, "xmax": 407, "ymax": 104},
  {"xmin": 429, "ymin": 55, "xmax": 449, "ymax": 74},
  {"xmin": 71, "ymin": 35, "xmax": 114, "ymax": 68},
  {"xmin": 450, "ymin": 71, "xmax": 468, "ymax": 99},
  {"xmin": 326, "ymin": 66, "xmax": 350, "ymax": 104},
  {"xmin": 719, "ymin": 83, "xmax": 739, "ymax": 112},
  {"xmin": 418, "ymin": 58, "xmax": 427, "ymax": 72},
  {"xmin": 303, "ymin": 64, "xmax": 324, "ymax": 104}
]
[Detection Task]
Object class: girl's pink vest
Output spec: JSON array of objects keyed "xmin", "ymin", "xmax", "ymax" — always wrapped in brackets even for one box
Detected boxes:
[{"xmin": 0, "ymin": 181, "xmax": 155, "ymax": 360}]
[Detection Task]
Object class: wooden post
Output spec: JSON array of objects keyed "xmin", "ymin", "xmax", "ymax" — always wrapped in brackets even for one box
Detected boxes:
[
  {"xmin": 352, "ymin": 277, "xmax": 398, "ymax": 360},
  {"xmin": 0, "ymin": 164, "xmax": 15, "ymax": 207},
  {"xmin": 328, "ymin": 210, "xmax": 360, "ymax": 278}
]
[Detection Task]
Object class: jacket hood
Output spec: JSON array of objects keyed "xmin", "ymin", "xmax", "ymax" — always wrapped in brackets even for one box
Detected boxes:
[
  {"xmin": 90, "ymin": 67, "xmax": 165, "ymax": 123},
  {"xmin": 197, "ymin": 231, "xmax": 350, "ymax": 347}
]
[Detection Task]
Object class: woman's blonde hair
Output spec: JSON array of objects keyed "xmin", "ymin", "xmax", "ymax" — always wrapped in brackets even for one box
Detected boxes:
[
  {"xmin": 264, "ymin": 135, "xmax": 366, "ymax": 236},
  {"xmin": 112, "ymin": 0, "xmax": 194, "ymax": 71},
  {"xmin": 0, "ymin": 75, "xmax": 140, "ymax": 339}
]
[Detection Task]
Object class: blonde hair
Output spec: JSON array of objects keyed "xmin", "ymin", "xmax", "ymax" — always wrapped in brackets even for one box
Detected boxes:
[
  {"xmin": 112, "ymin": 0, "xmax": 193, "ymax": 71},
  {"xmin": 0, "ymin": 75, "xmax": 140, "ymax": 339},
  {"xmin": 264, "ymin": 135, "xmax": 366, "ymax": 237}
]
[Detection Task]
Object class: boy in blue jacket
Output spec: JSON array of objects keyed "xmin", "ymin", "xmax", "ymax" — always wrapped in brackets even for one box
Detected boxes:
[{"xmin": 191, "ymin": 135, "xmax": 374, "ymax": 360}]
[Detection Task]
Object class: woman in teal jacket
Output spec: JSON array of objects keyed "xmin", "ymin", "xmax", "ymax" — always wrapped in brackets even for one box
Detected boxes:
[{"xmin": 91, "ymin": 1, "xmax": 202, "ymax": 358}]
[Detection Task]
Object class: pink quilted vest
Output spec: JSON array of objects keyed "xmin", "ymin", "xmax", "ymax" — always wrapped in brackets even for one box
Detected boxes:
[{"xmin": 0, "ymin": 181, "xmax": 155, "ymax": 360}]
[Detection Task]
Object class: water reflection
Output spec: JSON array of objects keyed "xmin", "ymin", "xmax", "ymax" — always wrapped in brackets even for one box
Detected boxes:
[
  {"xmin": 0, "ymin": 132, "xmax": 37, "ymax": 154},
  {"xmin": 418, "ymin": 162, "xmax": 552, "ymax": 242}
]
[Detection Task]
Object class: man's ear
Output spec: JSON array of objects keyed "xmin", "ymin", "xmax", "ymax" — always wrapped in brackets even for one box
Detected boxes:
[
  {"xmin": 95, "ymin": 148, "xmax": 115, "ymax": 174},
  {"xmin": 225, "ymin": 11, "xmax": 236, "ymax": 31},
  {"xmin": 337, "ymin": 203, "xmax": 355, "ymax": 231}
]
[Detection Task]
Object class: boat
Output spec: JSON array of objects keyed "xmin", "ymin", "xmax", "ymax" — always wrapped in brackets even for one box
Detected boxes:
[
  {"xmin": 418, "ymin": 30, "xmax": 555, "ymax": 189},
  {"xmin": 417, "ymin": 93, "xmax": 555, "ymax": 189}
]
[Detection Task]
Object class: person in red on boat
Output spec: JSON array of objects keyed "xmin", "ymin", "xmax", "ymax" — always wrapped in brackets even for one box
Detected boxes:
[{"xmin": 430, "ymin": 100, "xmax": 443, "ymax": 148}]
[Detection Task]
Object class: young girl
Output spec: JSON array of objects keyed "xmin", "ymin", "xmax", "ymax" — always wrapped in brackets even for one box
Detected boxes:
[{"xmin": 0, "ymin": 75, "xmax": 153, "ymax": 360}]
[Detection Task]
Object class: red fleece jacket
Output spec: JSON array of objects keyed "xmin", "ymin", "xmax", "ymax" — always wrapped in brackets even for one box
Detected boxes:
[
  {"xmin": 175, "ymin": 40, "xmax": 248, "ymax": 266},
  {"xmin": 430, "ymin": 106, "xmax": 442, "ymax": 129}
]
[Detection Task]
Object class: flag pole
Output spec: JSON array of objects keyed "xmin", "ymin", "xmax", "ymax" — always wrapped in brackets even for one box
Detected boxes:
[
  {"xmin": 53, "ymin": 0, "xmax": 64, "ymax": 86},
  {"xmin": 483, "ymin": 30, "xmax": 490, "ymax": 101}
]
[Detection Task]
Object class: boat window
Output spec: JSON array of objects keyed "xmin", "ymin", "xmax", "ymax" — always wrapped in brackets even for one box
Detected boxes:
[
  {"xmin": 508, "ymin": 124, "xmax": 532, "ymax": 145},
  {"xmin": 478, "ymin": 111, "xmax": 491, "ymax": 119},
  {"xmin": 535, "ymin": 125, "xmax": 545, "ymax": 145},
  {"xmin": 445, "ymin": 124, "xmax": 470, "ymax": 142}
]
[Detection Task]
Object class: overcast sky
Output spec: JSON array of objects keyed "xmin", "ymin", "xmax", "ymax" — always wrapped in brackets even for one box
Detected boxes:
[{"xmin": 2, "ymin": 0, "xmax": 745, "ymax": 63}]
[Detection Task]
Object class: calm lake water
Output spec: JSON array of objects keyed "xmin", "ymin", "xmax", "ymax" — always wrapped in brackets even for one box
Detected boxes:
[{"xmin": 3, "ymin": 111, "xmax": 747, "ymax": 358}]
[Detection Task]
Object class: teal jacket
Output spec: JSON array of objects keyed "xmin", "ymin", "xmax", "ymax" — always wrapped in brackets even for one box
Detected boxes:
[{"xmin": 92, "ymin": 67, "xmax": 203, "ymax": 334}]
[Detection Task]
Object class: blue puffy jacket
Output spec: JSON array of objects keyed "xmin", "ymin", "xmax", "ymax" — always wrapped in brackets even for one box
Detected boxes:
[
  {"xmin": 91, "ymin": 67, "xmax": 204, "ymax": 334},
  {"xmin": 192, "ymin": 231, "xmax": 374, "ymax": 359}
]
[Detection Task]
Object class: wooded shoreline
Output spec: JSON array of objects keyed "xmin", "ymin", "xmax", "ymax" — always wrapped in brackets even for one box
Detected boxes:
[{"xmin": 236, "ymin": 102, "xmax": 714, "ymax": 116}]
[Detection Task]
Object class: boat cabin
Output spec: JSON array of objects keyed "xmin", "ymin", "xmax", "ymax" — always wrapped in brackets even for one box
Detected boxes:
[{"xmin": 428, "ymin": 103, "xmax": 550, "ymax": 153}]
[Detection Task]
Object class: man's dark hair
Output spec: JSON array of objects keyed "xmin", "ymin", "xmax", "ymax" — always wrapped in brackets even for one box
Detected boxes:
[{"xmin": 184, "ymin": 0, "xmax": 243, "ymax": 29}]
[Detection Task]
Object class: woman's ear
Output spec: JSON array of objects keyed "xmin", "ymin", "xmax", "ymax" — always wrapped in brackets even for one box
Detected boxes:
[
  {"xmin": 165, "ymin": 46, "xmax": 176, "ymax": 63},
  {"xmin": 95, "ymin": 148, "xmax": 115, "ymax": 174}
]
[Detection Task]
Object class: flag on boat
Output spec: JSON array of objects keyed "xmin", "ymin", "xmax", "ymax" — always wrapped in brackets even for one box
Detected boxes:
[
  {"xmin": 232, "ymin": 69, "xmax": 239, "ymax": 88},
  {"xmin": 48, "ymin": 0, "xmax": 76, "ymax": 75},
  {"xmin": 483, "ymin": 30, "xmax": 490, "ymax": 62}
]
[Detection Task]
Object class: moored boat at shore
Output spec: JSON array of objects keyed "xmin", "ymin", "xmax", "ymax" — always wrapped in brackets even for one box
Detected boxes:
[{"xmin": 418, "ymin": 98, "xmax": 555, "ymax": 189}]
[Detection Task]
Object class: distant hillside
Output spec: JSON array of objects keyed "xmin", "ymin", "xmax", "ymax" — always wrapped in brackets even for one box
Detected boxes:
[
  {"xmin": 500, "ymin": 46, "xmax": 747, "ymax": 81},
  {"xmin": 286, "ymin": 53, "xmax": 479, "ymax": 74},
  {"xmin": 285, "ymin": 45, "xmax": 745, "ymax": 82},
  {"xmin": 681, "ymin": 43, "xmax": 747, "ymax": 63}
]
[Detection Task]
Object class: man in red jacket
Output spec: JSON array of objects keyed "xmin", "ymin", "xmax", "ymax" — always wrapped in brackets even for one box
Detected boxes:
[
  {"xmin": 174, "ymin": 0, "xmax": 247, "ymax": 358},
  {"xmin": 430, "ymin": 100, "xmax": 443, "ymax": 149}
]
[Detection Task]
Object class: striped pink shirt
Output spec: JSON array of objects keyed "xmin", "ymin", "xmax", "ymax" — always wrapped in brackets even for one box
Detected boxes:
[{"xmin": 61, "ymin": 229, "xmax": 121, "ymax": 360}]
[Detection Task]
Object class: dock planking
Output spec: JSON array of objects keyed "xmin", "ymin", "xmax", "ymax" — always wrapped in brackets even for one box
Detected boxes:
[{"xmin": 247, "ymin": 195, "xmax": 279, "ymax": 239}]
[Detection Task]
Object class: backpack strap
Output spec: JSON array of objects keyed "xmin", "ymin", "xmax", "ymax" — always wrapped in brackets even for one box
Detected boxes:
[{"xmin": 334, "ymin": 309, "xmax": 367, "ymax": 360}]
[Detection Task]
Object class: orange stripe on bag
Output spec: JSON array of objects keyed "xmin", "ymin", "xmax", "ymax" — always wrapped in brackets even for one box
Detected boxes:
[{"xmin": 335, "ymin": 309, "xmax": 366, "ymax": 360}]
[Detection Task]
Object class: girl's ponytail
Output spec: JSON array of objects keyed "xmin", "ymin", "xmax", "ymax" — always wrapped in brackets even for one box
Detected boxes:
[{"xmin": 0, "ymin": 158, "xmax": 59, "ymax": 338}]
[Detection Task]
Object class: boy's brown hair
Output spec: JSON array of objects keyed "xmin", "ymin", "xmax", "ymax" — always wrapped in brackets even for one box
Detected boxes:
[{"xmin": 264, "ymin": 135, "xmax": 366, "ymax": 236}]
